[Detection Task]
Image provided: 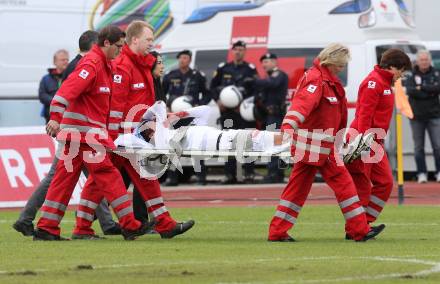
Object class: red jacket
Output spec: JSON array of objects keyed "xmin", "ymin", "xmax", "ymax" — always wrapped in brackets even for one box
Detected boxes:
[
  {"xmin": 49, "ymin": 44, "xmax": 114, "ymax": 149},
  {"xmin": 350, "ymin": 65, "xmax": 394, "ymax": 136},
  {"xmin": 108, "ymin": 45, "xmax": 155, "ymax": 139},
  {"xmin": 281, "ymin": 58, "xmax": 347, "ymax": 165}
]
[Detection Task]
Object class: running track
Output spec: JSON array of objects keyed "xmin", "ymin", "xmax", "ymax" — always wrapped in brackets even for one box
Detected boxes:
[
  {"xmin": 0, "ymin": 182, "xmax": 437, "ymax": 212},
  {"xmin": 161, "ymin": 182, "xmax": 440, "ymax": 208}
]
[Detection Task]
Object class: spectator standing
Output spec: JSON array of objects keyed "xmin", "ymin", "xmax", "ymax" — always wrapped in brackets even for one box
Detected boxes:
[
  {"xmin": 404, "ymin": 50, "xmax": 440, "ymax": 183},
  {"xmin": 38, "ymin": 49, "xmax": 69, "ymax": 122}
]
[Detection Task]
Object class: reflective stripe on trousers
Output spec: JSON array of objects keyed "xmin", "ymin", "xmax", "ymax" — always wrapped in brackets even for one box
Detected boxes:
[
  {"xmin": 145, "ymin": 197, "xmax": 164, "ymax": 208},
  {"xmin": 279, "ymin": 199, "xmax": 302, "ymax": 213},
  {"xmin": 151, "ymin": 206, "xmax": 168, "ymax": 218},
  {"xmin": 274, "ymin": 210, "xmax": 297, "ymax": 224},
  {"xmin": 77, "ymin": 210, "xmax": 94, "ymax": 222},
  {"xmin": 343, "ymin": 207, "xmax": 365, "ymax": 220},
  {"xmin": 43, "ymin": 200, "xmax": 67, "ymax": 212}
]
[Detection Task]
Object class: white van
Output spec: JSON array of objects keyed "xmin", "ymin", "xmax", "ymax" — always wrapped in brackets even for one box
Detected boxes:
[
  {"xmin": 158, "ymin": 0, "xmax": 426, "ymax": 172},
  {"xmin": 425, "ymin": 41, "xmax": 440, "ymax": 69},
  {"xmin": 0, "ymin": 0, "xmax": 172, "ymax": 126}
]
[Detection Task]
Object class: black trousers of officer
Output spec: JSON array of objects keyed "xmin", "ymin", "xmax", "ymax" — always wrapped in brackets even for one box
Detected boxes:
[
  {"xmin": 120, "ymin": 169, "xmax": 149, "ymax": 224},
  {"xmin": 221, "ymin": 109, "xmax": 255, "ymax": 179}
]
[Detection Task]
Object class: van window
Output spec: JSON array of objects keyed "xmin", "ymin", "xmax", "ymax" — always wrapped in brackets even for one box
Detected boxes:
[
  {"xmin": 329, "ymin": 0, "xmax": 371, "ymax": 14},
  {"xmin": 194, "ymin": 50, "xmax": 229, "ymax": 82},
  {"xmin": 161, "ymin": 52, "xmax": 179, "ymax": 73},
  {"xmin": 375, "ymin": 44, "xmax": 426, "ymax": 65},
  {"xmin": 194, "ymin": 48, "xmax": 347, "ymax": 89},
  {"xmin": 270, "ymin": 48, "xmax": 348, "ymax": 87},
  {"xmin": 431, "ymin": 50, "xmax": 440, "ymax": 69}
]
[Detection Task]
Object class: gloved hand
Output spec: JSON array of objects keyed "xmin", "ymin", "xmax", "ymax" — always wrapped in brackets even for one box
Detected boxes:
[{"xmin": 342, "ymin": 132, "xmax": 375, "ymax": 164}]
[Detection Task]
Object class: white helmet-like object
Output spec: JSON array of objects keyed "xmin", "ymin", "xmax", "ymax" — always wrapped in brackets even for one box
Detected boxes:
[
  {"xmin": 239, "ymin": 96, "xmax": 255, "ymax": 121},
  {"xmin": 219, "ymin": 85, "xmax": 243, "ymax": 108},
  {"xmin": 171, "ymin": 95, "xmax": 193, "ymax": 113}
]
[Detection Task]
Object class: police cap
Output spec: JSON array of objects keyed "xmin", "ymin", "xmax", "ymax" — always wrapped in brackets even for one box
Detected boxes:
[
  {"xmin": 232, "ymin": 40, "xmax": 246, "ymax": 49},
  {"xmin": 176, "ymin": 49, "xmax": 192, "ymax": 59},
  {"xmin": 260, "ymin": 53, "xmax": 278, "ymax": 62}
]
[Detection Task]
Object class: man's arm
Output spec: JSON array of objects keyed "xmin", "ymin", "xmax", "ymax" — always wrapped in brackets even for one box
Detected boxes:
[
  {"xmin": 242, "ymin": 65, "xmax": 258, "ymax": 98},
  {"xmin": 108, "ymin": 69, "xmax": 131, "ymax": 138},
  {"xmin": 198, "ymin": 71, "xmax": 212, "ymax": 105},
  {"xmin": 356, "ymin": 81, "xmax": 381, "ymax": 134},
  {"xmin": 49, "ymin": 64, "xmax": 96, "ymax": 123},
  {"xmin": 403, "ymin": 73, "xmax": 430, "ymax": 99},
  {"xmin": 46, "ymin": 63, "xmax": 96, "ymax": 137},
  {"xmin": 255, "ymin": 70, "xmax": 285, "ymax": 89},
  {"xmin": 421, "ymin": 72, "xmax": 440, "ymax": 94},
  {"xmin": 209, "ymin": 65, "xmax": 224, "ymax": 101}
]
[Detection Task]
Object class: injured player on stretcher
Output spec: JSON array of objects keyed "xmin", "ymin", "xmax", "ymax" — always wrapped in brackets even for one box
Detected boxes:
[{"xmin": 115, "ymin": 101, "xmax": 291, "ymax": 156}]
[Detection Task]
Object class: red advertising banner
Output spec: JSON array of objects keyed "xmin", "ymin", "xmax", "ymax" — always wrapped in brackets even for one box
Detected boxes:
[
  {"xmin": 228, "ymin": 16, "xmax": 270, "ymax": 77},
  {"xmin": 0, "ymin": 127, "xmax": 84, "ymax": 208},
  {"xmin": 228, "ymin": 16, "xmax": 308, "ymax": 101}
]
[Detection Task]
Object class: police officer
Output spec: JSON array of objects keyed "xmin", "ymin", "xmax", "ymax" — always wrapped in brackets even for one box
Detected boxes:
[
  {"xmin": 255, "ymin": 53, "xmax": 288, "ymax": 183},
  {"xmin": 210, "ymin": 40, "xmax": 258, "ymax": 184},
  {"xmin": 163, "ymin": 49, "xmax": 211, "ymax": 186}
]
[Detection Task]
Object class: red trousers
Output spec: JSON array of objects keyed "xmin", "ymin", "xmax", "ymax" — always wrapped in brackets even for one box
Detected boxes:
[
  {"xmin": 73, "ymin": 153, "xmax": 176, "ymax": 235},
  {"xmin": 268, "ymin": 158, "xmax": 370, "ymax": 241},
  {"xmin": 346, "ymin": 144, "xmax": 393, "ymax": 223},
  {"xmin": 37, "ymin": 143, "xmax": 141, "ymax": 236}
]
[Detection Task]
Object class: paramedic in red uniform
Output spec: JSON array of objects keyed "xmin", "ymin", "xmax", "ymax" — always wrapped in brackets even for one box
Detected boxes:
[
  {"xmin": 35, "ymin": 26, "xmax": 147, "ymax": 241},
  {"xmin": 268, "ymin": 43, "xmax": 385, "ymax": 242},
  {"xmin": 346, "ymin": 49, "xmax": 411, "ymax": 224},
  {"xmin": 73, "ymin": 21, "xmax": 194, "ymax": 239}
]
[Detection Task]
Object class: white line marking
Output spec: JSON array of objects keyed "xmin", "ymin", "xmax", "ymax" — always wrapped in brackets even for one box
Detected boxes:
[
  {"xmin": 216, "ymin": 257, "xmax": 440, "ymax": 284},
  {"xmin": 1, "ymin": 256, "xmax": 439, "ymax": 281}
]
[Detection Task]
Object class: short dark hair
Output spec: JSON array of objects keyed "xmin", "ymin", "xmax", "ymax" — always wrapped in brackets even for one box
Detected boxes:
[
  {"xmin": 176, "ymin": 49, "xmax": 192, "ymax": 59},
  {"xmin": 97, "ymin": 25, "xmax": 125, "ymax": 47},
  {"xmin": 79, "ymin": 30, "xmax": 98, "ymax": 52},
  {"xmin": 379, "ymin": 48, "xmax": 412, "ymax": 71}
]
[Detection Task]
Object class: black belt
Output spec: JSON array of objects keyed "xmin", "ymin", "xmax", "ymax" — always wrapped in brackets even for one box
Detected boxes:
[{"xmin": 216, "ymin": 133, "xmax": 223, "ymax": 150}]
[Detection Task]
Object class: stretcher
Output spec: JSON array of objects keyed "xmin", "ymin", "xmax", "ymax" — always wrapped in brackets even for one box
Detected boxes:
[
  {"xmin": 113, "ymin": 146, "xmax": 293, "ymax": 179},
  {"xmin": 114, "ymin": 146, "xmax": 292, "ymax": 159}
]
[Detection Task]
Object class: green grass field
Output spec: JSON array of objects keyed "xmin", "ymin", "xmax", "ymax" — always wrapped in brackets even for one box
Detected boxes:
[{"xmin": 1, "ymin": 205, "xmax": 439, "ymax": 284}]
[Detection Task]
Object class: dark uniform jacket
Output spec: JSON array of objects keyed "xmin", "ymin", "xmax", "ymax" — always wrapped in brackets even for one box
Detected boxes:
[
  {"xmin": 255, "ymin": 67, "xmax": 288, "ymax": 120},
  {"xmin": 163, "ymin": 68, "xmax": 211, "ymax": 106},
  {"xmin": 210, "ymin": 61, "xmax": 258, "ymax": 101}
]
